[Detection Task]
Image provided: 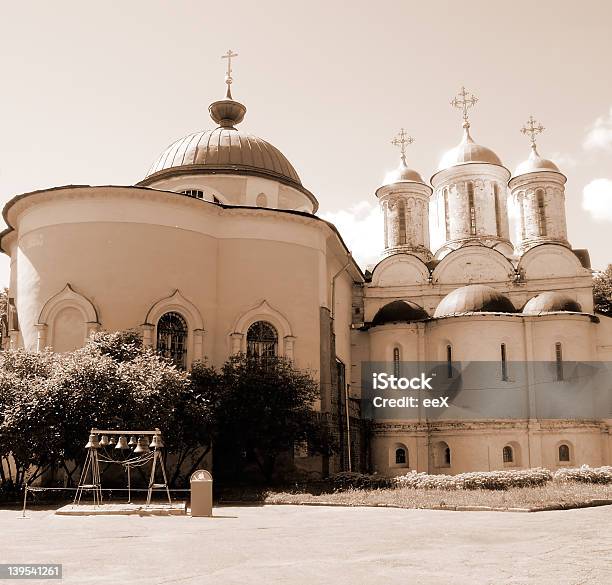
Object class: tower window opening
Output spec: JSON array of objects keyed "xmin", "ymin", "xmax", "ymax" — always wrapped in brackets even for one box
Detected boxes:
[
  {"xmin": 398, "ymin": 199, "xmax": 407, "ymax": 245},
  {"xmin": 555, "ymin": 342, "xmax": 563, "ymax": 381},
  {"xmin": 494, "ymin": 183, "xmax": 503, "ymax": 237},
  {"xmin": 393, "ymin": 347, "xmax": 400, "ymax": 377},
  {"xmin": 443, "ymin": 188, "xmax": 451, "ymax": 240},
  {"xmin": 501, "ymin": 343, "xmax": 508, "ymax": 381},
  {"xmin": 446, "ymin": 344, "xmax": 453, "ymax": 379},
  {"xmin": 467, "ymin": 182, "xmax": 476, "ymax": 236},
  {"xmin": 536, "ymin": 189, "xmax": 547, "ymax": 236}
]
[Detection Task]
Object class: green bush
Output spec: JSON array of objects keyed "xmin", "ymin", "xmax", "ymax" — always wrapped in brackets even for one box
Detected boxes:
[
  {"xmin": 553, "ymin": 465, "xmax": 612, "ymax": 484},
  {"xmin": 394, "ymin": 468, "xmax": 553, "ymax": 491},
  {"xmin": 330, "ymin": 472, "xmax": 394, "ymax": 490}
]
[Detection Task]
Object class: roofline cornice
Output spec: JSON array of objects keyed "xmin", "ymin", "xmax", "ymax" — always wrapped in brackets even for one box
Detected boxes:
[
  {"xmin": 0, "ymin": 185, "xmax": 363, "ymax": 281},
  {"xmin": 136, "ymin": 164, "xmax": 319, "ymax": 212}
]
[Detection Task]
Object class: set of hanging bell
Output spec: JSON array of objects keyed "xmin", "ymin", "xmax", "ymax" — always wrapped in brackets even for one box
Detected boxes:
[{"xmin": 85, "ymin": 434, "xmax": 164, "ymax": 451}]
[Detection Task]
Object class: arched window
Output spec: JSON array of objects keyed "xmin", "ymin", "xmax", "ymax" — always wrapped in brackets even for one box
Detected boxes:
[
  {"xmin": 181, "ymin": 189, "xmax": 205, "ymax": 199},
  {"xmin": 501, "ymin": 343, "xmax": 508, "ymax": 381},
  {"xmin": 393, "ymin": 347, "xmax": 400, "ymax": 377},
  {"xmin": 493, "ymin": 183, "xmax": 503, "ymax": 236},
  {"xmin": 443, "ymin": 188, "xmax": 451, "ymax": 240},
  {"xmin": 467, "ymin": 182, "xmax": 476, "ymax": 236},
  {"xmin": 395, "ymin": 448, "xmax": 406, "ymax": 465},
  {"xmin": 536, "ymin": 189, "xmax": 547, "ymax": 236},
  {"xmin": 503, "ymin": 445, "xmax": 514, "ymax": 463},
  {"xmin": 446, "ymin": 344, "xmax": 453, "ymax": 379},
  {"xmin": 558, "ymin": 443, "xmax": 570, "ymax": 462},
  {"xmin": 246, "ymin": 321, "xmax": 278, "ymax": 359},
  {"xmin": 398, "ymin": 199, "xmax": 407, "ymax": 245},
  {"xmin": 555, "ymin": 342, "xmax": 563, "ymax": 381},
  {"xmin": 256, "ymin": 193, "xmax": 268, "ymax": 208},
  {"xmin": 434, "ymin": 441, "xmax": 451, "ymax": 468},
  {"xmin": 156, "ymin": 312, "xmax": 188, "ymax": 369}
]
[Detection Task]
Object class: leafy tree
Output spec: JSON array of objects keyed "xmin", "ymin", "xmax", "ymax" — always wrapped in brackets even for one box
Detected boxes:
[
  {"xmin": 0, "ymin": 331, "xmax": 195, "ymax": 494},
  {"xmin": 214, "ymin": 354, "xmax": 334, "ymax": 483},
  {"xmin": 593, "ymin": 265, "xmax": 612, "ymax": 317}
]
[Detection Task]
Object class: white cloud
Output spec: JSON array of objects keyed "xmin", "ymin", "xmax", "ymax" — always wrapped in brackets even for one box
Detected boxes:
[
  {"xmin": 582, "ymin": 179, "xmax": 612, "ymax": 222},
  {"xmin": 583, "ymin": 107, "xmax": 612, "ymax": 152},
  {"xmin": 320, "ymin": 200, "xmax": 383, "ymax": 269},
  {"xmin": 548, "ymin": 152, "xmax": 577, "ymax": 169}
]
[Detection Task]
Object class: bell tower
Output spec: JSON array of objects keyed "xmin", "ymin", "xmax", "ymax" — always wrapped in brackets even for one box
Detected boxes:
[
  {"xmin": 375, "ymin": 130, "xmax": 433, "ymax": 261},
  {"xmin": 508, "ymin": 116, "xmax": 569, "ymax": 253}
]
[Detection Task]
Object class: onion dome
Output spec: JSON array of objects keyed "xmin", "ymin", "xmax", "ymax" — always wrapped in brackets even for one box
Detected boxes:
[
  {"xmin": 372, "ymin": 300, "xmax": 429, "ymax": 326},
  {"xmin": 522, "ymin": 292, "xmax": 582, "ymax": 314},
  {"xmin": 434, "ymin": 284, "xmax": 515, "ymax": 318},
  {"xmin": 437, "ymin": 122, "xmax": 502, "ymax": 170},
  {"xmin": 383, "ymin": 158, "xmax": 424, "ymax": 185},
  {"xmin": 514, "ymin": 144, "xmax": 560, "ymax": 176}
]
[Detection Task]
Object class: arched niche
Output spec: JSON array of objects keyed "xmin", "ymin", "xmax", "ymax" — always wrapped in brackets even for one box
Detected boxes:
[
  {"xmin": 36, "ymin": 284, "xmax": 100, "ymax": 352},
  {"xmin": 143, "ymin": 290, "xmax": 205, "ymax": 366},
  {"xmin": 432, "ymin": 246, "xmax": 515, "ymax": 285},
  {"xmin": 230, "ymin": 299, "xmax": 295, "ymax": 358},
  {"xmin": 518, "ymin": 243, "xmax": 585, "ymax": 281},
  {"xmin": 370, "ymin": 254, "xmax": 430, "ymax": 287}
]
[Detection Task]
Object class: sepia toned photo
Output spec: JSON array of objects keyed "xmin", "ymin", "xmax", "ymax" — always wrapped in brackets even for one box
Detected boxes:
[{"xmin": 0, "ymin": 1, "xmax": 611, "ymax": 584}]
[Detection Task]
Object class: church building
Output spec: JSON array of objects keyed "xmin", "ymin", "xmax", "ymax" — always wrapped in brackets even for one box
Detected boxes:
[{"xmin": 1, "ymin": 55, "xmax": 611, "ymax": 477}]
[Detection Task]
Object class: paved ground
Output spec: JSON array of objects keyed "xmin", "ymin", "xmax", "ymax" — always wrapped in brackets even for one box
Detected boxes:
[{"xmin": 1, "ymin": 504, "xmax": 611, "ymax": 585}]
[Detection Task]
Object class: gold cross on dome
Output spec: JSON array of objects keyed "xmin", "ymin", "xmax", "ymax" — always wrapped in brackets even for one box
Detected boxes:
[
  {"xmin": 391, "ymin": 128, "xmax": 414, "ymax": 164},
  {"xmin": 521, "ymin": 115, "xmax": 545, "ymax": 147},
  {"xmin": 451, "ymin": 86, "xmax": 478, "ymax": 124},
  {"xmin": 221, "ymin": 49, "xmax": 238, "ymax": 97}
]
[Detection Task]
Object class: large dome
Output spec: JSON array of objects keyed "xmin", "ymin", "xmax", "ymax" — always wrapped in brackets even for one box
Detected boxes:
[
  {"xmin": 434, "ymin": 284, "xmax": 515, "ymax": 317},
  {"xmin": 522, "ymin": 292, "xmax": 582, "ymax": 314},
  {"xmin": 371, "ymin": 300, "xmax": 429, "ymax": 326},
  {"xmin": 139, "ymin": 97, "xmax": 305, "ymax": 193},
  {"xmin": 143, "ymin": 127, "xmax": 302, "ymax": 186},
  {"xmin": 438, "ymin": 124, "xmax": 502, "ymax": 171}
]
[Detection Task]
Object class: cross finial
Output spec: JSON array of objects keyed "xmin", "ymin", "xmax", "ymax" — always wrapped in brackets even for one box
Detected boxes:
[
  {"xmin": 451, "ymin": 86, "xmax": 478, "ymax": 128},
  {"xmin": 221, "ymin": 49, "xmax": 238, "ymax": 99},
  {"xmin": 520, "ymin": 115, "xmax": 545, "ymax": 149},
  {"xmin": 391, "ymin": 128, "xmax": 414, "ymax": 165}
]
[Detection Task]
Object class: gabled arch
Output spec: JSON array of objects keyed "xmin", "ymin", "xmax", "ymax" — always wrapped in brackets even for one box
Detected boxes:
[
  {"xmin": 143, "ymin": 290, "xmax": 205, "ymax": 366},
  {"xmin": 38, "ymin": 283, "xmax": 98, "ymax": 325},
  {"xmin": 230, "ymin": 299, "xmax": 295, "ymax": 358},
  {"xmin": 144, "ymin": 289, "xmax": 204, "ymax": 330},
  {"xmin": 517, "ymin": 243, "xmax": 586, "ymax": 280},
  {"xmin": 431, "ymin": 245, "xmax": 515, "ymax": 285},
  {"xmin": 36, "ymin": 284, "xmax": 99, "ymax": 352},
  {"xmin": 370, "ymin": 254, "xmax": 430, "ymax": 287}
]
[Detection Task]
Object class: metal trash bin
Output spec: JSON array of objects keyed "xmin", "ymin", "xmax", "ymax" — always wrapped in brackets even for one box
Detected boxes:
[{"xmin": 190, "ymin": 469, "xmax": 213, "ymax": 517}]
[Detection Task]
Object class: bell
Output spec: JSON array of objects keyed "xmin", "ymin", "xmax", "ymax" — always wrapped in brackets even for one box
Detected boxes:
[
  {"xmin": 115, "ymin": 435, "xmax": 129, "ymax": 450},
  {"xmin": 99, "ymin": 435, "xmax": 109, "ymax": 447},
  {"xmin": 150, "ymin": 435, "xmax": 165, "ymax": 449},
  {"xmin": 133, "ymin": 437, "xmax": 150, "ymax": 454},
  {"xmin": 108, "ymin": 437, "xmax": 117, "ymax": 446},
  {"xmin": 85, "ymin": 434, "xmax": 100, "ymax": 449},
  {"xmin": 128, "ymin": 436, "xmax": 137, "ymax": 447}
]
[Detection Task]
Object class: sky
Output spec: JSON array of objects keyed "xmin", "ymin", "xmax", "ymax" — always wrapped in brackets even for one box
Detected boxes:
[{"xmin": 0, "ymin": 0, "xmax": 611, "ymax": 286}]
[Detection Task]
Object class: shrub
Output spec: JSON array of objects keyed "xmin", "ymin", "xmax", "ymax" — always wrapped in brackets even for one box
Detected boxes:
[
  {"xmin": 394, "ymin": 468, "xmax": 553, "ymax": 491},
  {"xmin": 330, "ymin": 472, "xmax": 394, "ymax": 490},
  {"xmin": 553, "ymin": 465, "xmax": 612, "ymax": 485}
]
